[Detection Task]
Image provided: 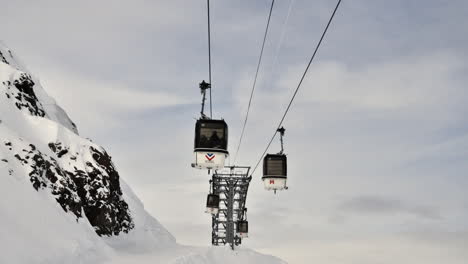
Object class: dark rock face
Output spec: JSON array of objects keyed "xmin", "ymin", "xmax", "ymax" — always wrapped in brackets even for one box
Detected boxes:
[
  {"xmin": 48, "ymin": 142, "xmax": 69, "ymax": 158},
  {"xmin": 10, "ymin": 141, "xmax": 83, "ymax": 218},
  {"xmin": 78, "ymin": 146, "xmax": 134, "ymax": 236},
  {"xmin": 2, "ymin": 73, "xmax": 45, "ymax": 117},
  {"xmin": 4, "ymin": 139, "xmax": 134, "ymax": 236},
  {"xmin": 0, "ymin": 50, "xmax": 8, "ymax": 64}
]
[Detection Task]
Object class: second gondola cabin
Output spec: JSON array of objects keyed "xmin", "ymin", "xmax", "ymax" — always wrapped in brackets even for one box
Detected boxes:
[
  {"xmin": 205, "ymin": 193, "xmax": 220, "ymax": 215},
  {"xmin": 262, "ymin": 154, "xmax": 287, "ymax": 191},
  {"xmin": 192, "ymin": 119, "xmax": 229, "ymax": 170},
  {"xmin": 236, "ymin": 220, "xmax": 248, "ymax": 238}
]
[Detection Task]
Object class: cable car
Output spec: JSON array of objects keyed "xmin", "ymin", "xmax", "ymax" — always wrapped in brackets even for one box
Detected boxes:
[
  {"xmin": 205, "ymin": 193, "xmax": 220, "ymax": 215},
  {"xmin": 262, "ymin": 154, "xmax": 287, "ymax": 191},
  {"xmin": 192, "ymin": 119, "xmax": 229, "ymax": 170},
  {"xmin": 191, "ymin": 81, "xmax": 229, "ymax": 170},
  {"xmin": 262, "ymin": 127, "xmax": 288, "ymax": 193},
  {"xmin": 236, "ymin": 220, "xmax": 248, "ymax": 238}
]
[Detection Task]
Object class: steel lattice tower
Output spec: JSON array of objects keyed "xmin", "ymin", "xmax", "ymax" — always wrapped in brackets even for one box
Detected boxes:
[{"xmin": 210, "ymin": 166, "xmax": 251, "ymax": 249}]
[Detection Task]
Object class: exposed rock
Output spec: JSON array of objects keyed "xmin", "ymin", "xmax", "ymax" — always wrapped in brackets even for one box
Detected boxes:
[
  {"xmin": 3, "ymin": 138, "xmax": 134, "ymax": 236},
  {"xmin": 49, "ymin": 142, "xmax": 69, "ymax": 158},
  {"xmin": 3, "ymin": 73, "xmax": 45, "ymax": 116},
  {"xmin": 0, "ymin": 50, "xmax": 8, "ymax": 64}
]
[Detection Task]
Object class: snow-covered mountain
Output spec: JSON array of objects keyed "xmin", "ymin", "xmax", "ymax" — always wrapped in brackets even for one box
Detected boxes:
[{"xmin": 0, "ymin": 42, "xmax": 285, "ymax": 264}]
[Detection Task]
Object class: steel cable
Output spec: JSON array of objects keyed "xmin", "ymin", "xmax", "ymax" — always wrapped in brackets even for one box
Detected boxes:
[
  {"xmin": 251, "ymin": 0, "xmax": 343, "ymax": 175},
  {"xmin": 233, "ymin": 0, "xmax": 276, "ymax": 164}
]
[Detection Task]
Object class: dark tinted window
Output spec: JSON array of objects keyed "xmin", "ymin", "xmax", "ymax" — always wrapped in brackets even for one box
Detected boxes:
[
  {"xmin": 195, "ymin": 120, "xmax": 228, "ymax": 150},
  {"xmin": 237, "ymin": 221, "xmax": 248, "ymax": 232},
  {"xmin": 263, "ymin": 155, "xmax": 287, "ymax": 176},
  {"xmin": 206, "ymin": 194, "xmax": 220, "ymax": 207}
]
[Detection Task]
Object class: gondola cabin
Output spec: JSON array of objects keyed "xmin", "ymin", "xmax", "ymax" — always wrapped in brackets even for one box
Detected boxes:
[
  {"xmin": 236, "ymin": 220, "xmax": 249, "ymax": 238},
  {"xmin": 262, "ymin": 154, "xmax": 287, "ymax": 191},
  {"xmin": 192, "ymin": 119, "xmax": 229, "ymax": 170},
  {"xmin": 205, "ymin": 194, "xmax": 220, "ymax": 215}
]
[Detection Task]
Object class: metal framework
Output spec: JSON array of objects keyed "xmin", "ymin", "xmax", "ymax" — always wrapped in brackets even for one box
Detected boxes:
[
  {"xmin": 199, "ymin": 80, "xmax": 211, "ymax": 119},
  {"xmin": 210, "ymin": 166, "xmax": 251, "ymax": 249}
]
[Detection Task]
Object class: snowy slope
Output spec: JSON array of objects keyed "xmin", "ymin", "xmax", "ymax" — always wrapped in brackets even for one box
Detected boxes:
[
  {"xmin": 109, "ymin": 245, "xmax": 286, "ymax": 264},
  {"xmin": 0, "ymin": 42, "xmax": 284, "ymax": 264},
  {"xmin": 0, "ymin": 41, "xmax": 78, "ymax": 134},
  {"xmin": 0, "ymin": 165, "xmax": 112, "ymax": 264}
]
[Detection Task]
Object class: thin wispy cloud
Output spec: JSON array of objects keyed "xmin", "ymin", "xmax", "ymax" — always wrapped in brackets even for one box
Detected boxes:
[{"xmin": 337, "ymin": 195, "xmax": 441, "ymax": 220}]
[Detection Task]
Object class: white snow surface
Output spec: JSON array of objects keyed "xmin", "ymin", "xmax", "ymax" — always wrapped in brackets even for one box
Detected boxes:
[
  {"xmin": 0, "ymin": 43, "xmax": 285, "ymax": 264},
  {"xmin": 0, "ymin": 159, "xmax": 112, "ymax": 264},
  {"xmin": 0, "ymin": 41, "xmax": 78, "ymax": 134}
]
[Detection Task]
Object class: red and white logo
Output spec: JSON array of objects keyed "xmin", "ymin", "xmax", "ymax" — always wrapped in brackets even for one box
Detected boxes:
[{"xmin": 205, "ymin": 153, "xmax": 215, "ymax": 161}]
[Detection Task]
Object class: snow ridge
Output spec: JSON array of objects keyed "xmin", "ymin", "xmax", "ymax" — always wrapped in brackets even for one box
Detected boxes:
[{"xmin": 0, "ymin": 41, "xmax": 78, "ymax": 133}]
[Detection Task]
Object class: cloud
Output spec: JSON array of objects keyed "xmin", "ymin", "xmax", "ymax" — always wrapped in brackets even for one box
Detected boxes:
[
  {"xmin": 247, "ymin": 52, "xmax": 465, "ymax": 113},
  {"xmin": 336, "ymin": 195, "xmax": 441, "ymax": 220},
  {"xmin": 35, "ymin": 67, "xmax": 193, "ymax": 135}
]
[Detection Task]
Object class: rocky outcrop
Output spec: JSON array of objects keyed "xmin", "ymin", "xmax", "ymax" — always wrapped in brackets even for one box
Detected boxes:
[
  {"xmin": 3, "ymin": 73, "xmax": 45, "ymax": 117},
  {"xmin": 2, "ymin": 136, "xmax": 134, "ymax": 236},
  {"xmin": 0, "ymin": 43, "xmax": 134, "ymax": 236}
]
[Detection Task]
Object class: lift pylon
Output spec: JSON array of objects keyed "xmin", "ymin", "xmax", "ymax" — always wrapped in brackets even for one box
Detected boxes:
[{"xmin": 210, "ymin": 166, "xmax": 251, "ymax": 249}]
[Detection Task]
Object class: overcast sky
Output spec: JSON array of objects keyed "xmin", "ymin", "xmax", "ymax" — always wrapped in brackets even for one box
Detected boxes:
[{"xmin": 2, "ymin": 0, "xmax": 468, "ymax": 263}]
